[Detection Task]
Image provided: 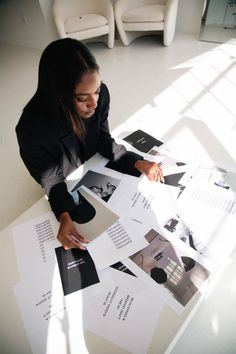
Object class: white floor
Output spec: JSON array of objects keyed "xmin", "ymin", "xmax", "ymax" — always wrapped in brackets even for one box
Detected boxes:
[{"xmin": 1, "ymin": 32, "xmax": 236, "ymax": 233}]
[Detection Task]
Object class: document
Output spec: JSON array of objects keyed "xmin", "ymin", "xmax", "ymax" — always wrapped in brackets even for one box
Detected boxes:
[
  {"xmin": 70, "ymin": 186, "xmax": 120, "ymax": 241},
  {"xmin": 12, "ymin": 212, "xmax": 60, "ymax": 279},
  {"xmin": 108, "ymin": 174, "xmax": 179, "ymax": 226},
  {"xmin": 87, "ymin": 216, "xmax": 149, "ymax": 270},
  {"xmin": 12, "ymin": 187, "xmax": 119, "ymax": 279},
  {"xmin": 176, "ymin": 179, "xmax": 236, "ymax": 263},
  {"xmin": 123, "ymin": 228, "xmax": 213, "ymax": 313},
  {"xmin": 158, "ymin": 204, "xmax": 209, "ymax": 258},
  {"xmin": 70, "ymin": 169, "xmax": 121, "ymax": 203},
  {"xmin": 55, "ymin": 247, "xmax": 100, "ymax": 295},
  {"xmin": 14, "ymin": 262, "xmax": 163, "ymax": 354},
  {"xmin": 122, "ymin": 129, "xmax": 163, "ymax": 153},
  {"xmin": 14, "ymin": 265, "xmax": 90, "ymax": 354},
  {"xmin": 67, "ymin": 266, "xmax": 164, "ymax": 354}
]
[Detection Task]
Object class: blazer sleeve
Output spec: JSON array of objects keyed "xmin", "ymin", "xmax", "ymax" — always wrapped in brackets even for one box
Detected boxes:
[
  {"xmin": 97, "ymin": 84, "xmax": 143, "ymax": 176},
  {"xmin": 16, "ymin": 120, "xmax": 77, "ymax": 220}
]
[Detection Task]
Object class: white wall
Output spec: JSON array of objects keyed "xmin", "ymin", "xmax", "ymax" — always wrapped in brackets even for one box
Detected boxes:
[
  {"xmin": 0, "ymin": 0, "xmax": 206, "ymax": 50},
  {"xmin": 39, "ymin": 0, "xmax": 58, "ymax": 40},
  {"xmin": 176, "ymin": 0, "xmax": 205, "ymax": 34},
  {"xmin": 0, "ymin": 0, "xmax": 55, "ymax": 49}
]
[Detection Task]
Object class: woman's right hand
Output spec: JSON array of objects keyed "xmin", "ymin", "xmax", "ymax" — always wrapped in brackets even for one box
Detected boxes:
[{"xmin": 57, "ymin": 212, "xmax": 89, "ymax": 250}]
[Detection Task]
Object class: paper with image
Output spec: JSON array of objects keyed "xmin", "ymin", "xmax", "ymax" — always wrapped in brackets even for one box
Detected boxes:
[
  {"xmin": 176, "ymin": 179, "xmax": 236, "ymax": 264},
  {"xmin": 55, "ymin": 247, "xmax": 100, "ymax": 296},
  {"xmin": 72, "ymin": 186, "xmax": 119, "ymax": 241},
  {"xmin": 123, "ymin": 228, "xmax": 213, "ymax": 313},
  {"xmin": 122, "ymin": 129, "xmax": 163, "ymax": 153},
  {"xmin": 11, "ymin": 187, "xmax": 119, "ymax": 280},
  {"xmin": 70, "ymin": 169, "xmax": 121, "ymax": 203}
]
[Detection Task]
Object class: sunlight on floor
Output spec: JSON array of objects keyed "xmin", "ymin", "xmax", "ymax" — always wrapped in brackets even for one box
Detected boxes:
[
  {"xmin": 229, "ymin": 275, "xmax": 236, "ymax": 295},
  {"xmin": 211, "ymin": 312, "xmax": 219, "ymax": 335},
  {"xmin": 153, "ymin": 39, "xmax": 236, "ymax": 133},
  {"xmin": 46, "ymin": 266, "xmax": 88, "ymax": 354}
]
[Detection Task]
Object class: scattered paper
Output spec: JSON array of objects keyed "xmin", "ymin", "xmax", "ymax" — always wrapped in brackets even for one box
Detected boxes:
[
  {"xmin": 69, "ymin": 266, "xmax": 164, "ymax": 354},
  {"xmin": 12, "ymin": 212, "xmax": 60, "ymax": 279},
  {"xmin": 176, "ymin": 179, "xmax": 236, "ymax": 263},
  {"xmin": 87, "ymin": 216, "xmax": 149, "ymax": 270},
  {"xmin": 123, "ymin": 228, "xmax": 213, "ymax": 313}
]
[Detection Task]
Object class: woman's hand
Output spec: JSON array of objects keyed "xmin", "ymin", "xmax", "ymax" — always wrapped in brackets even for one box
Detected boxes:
[
  {"xmin": 57, "ymin": 212, "xmax": 89, "ymax": 250},
  {"xmin": 134, "ymin": 159, "xmax": 165, "ymax": 183}
]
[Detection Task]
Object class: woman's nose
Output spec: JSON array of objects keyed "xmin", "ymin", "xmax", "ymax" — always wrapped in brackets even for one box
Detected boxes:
[{"xmin": 87, "ymin": 95, "xmax": 97, "ymax": 109}]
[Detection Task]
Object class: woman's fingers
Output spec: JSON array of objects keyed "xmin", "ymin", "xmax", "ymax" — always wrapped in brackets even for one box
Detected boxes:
[
  {"xmin": 134, "ymin": 160, "xmax": 165, "ymax": 183},
  {"xmin": 149, "ymin": 165, "xmax": 165, "ymax": 183},
  {"xmin": 58, "ymin": 233, "xmax": 87, "ymax": 250}
]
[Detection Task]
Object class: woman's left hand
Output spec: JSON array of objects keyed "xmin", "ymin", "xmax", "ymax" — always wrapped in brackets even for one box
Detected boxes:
[{"xmin": 134, "ymin": 159, "xmax": 165, "ymax": 183}]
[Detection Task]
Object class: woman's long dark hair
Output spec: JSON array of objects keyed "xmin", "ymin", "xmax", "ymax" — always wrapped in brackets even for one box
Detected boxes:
[{"xmin": 35, "ymin": 38, "xmax": 99, "ymax": 138}]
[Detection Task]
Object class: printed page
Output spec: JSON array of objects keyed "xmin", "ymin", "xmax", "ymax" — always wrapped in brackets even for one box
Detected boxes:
[
  {"xmin": 87, "ymin": 216, "xmax": 149, "ymax": 270},
  {"xmin": 14, "ymin": 263, "xmax": 163, "ymax": 354},
  {"xmin": 123, "ymin": 228, "xmax": 214, "ymax": 314},
  {"xmin": 71, "ymin": 186, "xmax": 120, "ymax": 241},
  {"xmin": 55, "ymin": 247, "xmax": 100, "ymax": 296},
  {"xmin": 108, "ymin": 175, "xmax": 179, "ymax": 226},
  {"xmin": 12, "ymin": 212, "xmax": 60, "ymax": 279},
  {"xmin": 11, "ymin": 187, "xmax": 119, "ymax": 280},
  {"xmin": 14, "ymin": 265, "xmax": 89, "ymax": 354},
  {"xmin": 176, "ymin": 179, "xmax": 236, "ymax": 263},
  {"xmin": 66, "ymin": 266, "xmax": 164, "ymax": 354}
]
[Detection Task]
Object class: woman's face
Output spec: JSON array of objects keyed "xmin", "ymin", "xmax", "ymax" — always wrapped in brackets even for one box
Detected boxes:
[{"xmin": 74, "ymin": 71, "xmax": 101, "ymax": 119}]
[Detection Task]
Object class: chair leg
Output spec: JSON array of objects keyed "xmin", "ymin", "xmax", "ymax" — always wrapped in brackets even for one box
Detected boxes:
[
  {"xmin": 119, "ymin": 30, "xmax": 146, "ymax": 46},
  {"xmin": 107, "ymin": 32, "xmax": 114, "ymax": 49}
]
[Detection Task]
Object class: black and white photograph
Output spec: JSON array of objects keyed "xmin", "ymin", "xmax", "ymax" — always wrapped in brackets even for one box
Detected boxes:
[
  {"xmin": 130, "ymin": 229, "xmax": 211, "ymax": 307},
  {"xmin": 164, "ymin": 172, "xmax": 185, "ymax": 187},
  {"xmin": 71, "ymin": 170, "xmax": 121, "ymax": 202},
  {"xmin": 55, "ymin": 247, "xmax": 99, "ymax": 296},
  {"xmin": 122, "ymin": 129, "xmax": 163, "ymax": 153},
  {"xmin": 162, "ymin": 213, "xmax": 208, "ymax": 256},
  {"xmin": 70, "ymin": 186, "xmax": 119, "ymax": 242},
  {"xmin": 111, "ymin": 261, "xmax": 136, "ymax": 277}
]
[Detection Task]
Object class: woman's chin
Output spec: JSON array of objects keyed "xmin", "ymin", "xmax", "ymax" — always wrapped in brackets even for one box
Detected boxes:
[{"xmin": 82, "ymin": 110, "xmax": 95, "ymax": 119}]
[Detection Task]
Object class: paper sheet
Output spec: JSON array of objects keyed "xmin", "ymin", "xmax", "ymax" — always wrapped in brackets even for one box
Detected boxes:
[
  {"xmin": 14, "ymin": 263, "xmax": 164, "ymax": 354},
  {"xmin": 14, "ymin": 265, "xmax": 90, "ymax": 354},
  {"xmin": 108, "ymin": 175, "xmax": 179, "ymax": 226},
  {"xmin": 87, "ymin": 216, "xmax": 149, "ymax": 270},
  {"xmin": 67, "ymin": 266, "xmax": 164, "ymax": 354},
  {"xmin": 123, "ymin": 228, "xmax": 213, "ymax": 314},
  {"xmin": 176, "ymin": 179, "xmax": 236, "ymax": 263},
  {"xmin": 12, "ymin": 212, "xmax": 60, "ymax": 279}
]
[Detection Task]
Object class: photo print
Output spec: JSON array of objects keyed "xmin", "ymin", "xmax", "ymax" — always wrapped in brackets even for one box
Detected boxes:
[
  {"xmin": 55, "ymin": 247, "xmax": 99, "ymax": 296},
  {"xmin": 162, "ymin": 212, "xmax": 208, "ymax": 256},
  {"xmin": 69, "ymin": 186, "xmax": 119, "ymax": 241},
  {"xmin": 111, "ymin": 261, "xmax": 136, "ymax": 277},
  {"xmin": 129, "ymin": 229, "xmax": 211, "ymax": 307},
  {"xmin": 122, "ymin": 129, "xmax": 163, "ymax": 153},
  {"xmin": 71, "ymin": 170, "xmax": 121, "ymax": 202}
]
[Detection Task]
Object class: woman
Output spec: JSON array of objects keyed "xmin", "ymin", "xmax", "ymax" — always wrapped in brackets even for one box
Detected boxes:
[{"xmin": 16, "ymin": 38, "xmax": 164, "ymax": 250}]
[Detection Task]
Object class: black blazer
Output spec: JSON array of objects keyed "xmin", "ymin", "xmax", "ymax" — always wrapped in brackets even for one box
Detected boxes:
[{"xmin": 16, "ymin": 83, "xmax": 142, "ymax": 219}]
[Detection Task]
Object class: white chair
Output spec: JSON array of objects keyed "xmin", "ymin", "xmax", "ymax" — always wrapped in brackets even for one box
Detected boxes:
[
  {"xmin": 52, "ymin": 0, "xmax": 115, "ymax": 48},
  {"xmin": 115, "ymin": 0, "xmax": 179, "ymax": 46}
]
